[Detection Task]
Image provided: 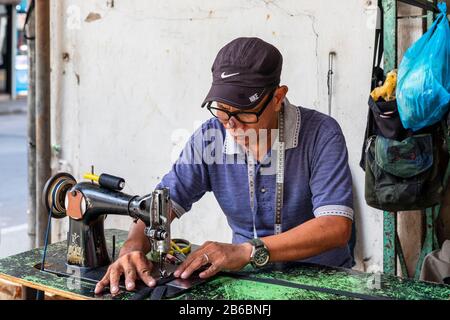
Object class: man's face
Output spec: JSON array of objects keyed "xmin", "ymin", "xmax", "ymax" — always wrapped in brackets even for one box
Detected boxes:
[{"xmin": 215, "ymin": 87, "xmax": 286, "ymax": 147}]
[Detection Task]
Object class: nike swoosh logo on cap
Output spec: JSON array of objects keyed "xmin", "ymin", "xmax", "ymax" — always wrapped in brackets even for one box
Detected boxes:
[{"xmin": 221, "ymin": 72, "xmax": 240, "ymax": 79}]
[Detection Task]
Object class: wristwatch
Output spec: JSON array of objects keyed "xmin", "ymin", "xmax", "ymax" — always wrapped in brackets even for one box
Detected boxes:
[{"xmin": 247, "ymin": 238, "xmax": 270, "ymax": 268}]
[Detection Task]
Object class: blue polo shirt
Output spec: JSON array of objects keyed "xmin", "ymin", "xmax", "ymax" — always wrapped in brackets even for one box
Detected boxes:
[{"xmin": 157, "ymin": 98, "xmax": 354, "ymax": 268}]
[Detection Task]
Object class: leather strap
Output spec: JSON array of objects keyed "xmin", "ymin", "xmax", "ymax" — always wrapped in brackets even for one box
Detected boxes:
[
  {"xmin": 129, "ymin": 275, "xmax": 175, "ymax": 300},
  {"xmin": 150, "ymin": 285, "xmax": 168, "ymax": 300}
]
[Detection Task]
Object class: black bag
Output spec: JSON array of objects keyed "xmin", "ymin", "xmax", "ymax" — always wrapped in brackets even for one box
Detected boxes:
[
  {"xmin": 364, "ymin": 122, "xmax": 449, "ymax": 211},
  {"xmin": 367, "ymin": 97, "xmax": 408, "ymax": 140}
]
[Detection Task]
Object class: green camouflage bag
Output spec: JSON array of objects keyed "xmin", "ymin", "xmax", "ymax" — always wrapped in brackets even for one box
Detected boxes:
[{"xmin": 365, "ymin": 122, "xmax": 449, "ymax": 211}]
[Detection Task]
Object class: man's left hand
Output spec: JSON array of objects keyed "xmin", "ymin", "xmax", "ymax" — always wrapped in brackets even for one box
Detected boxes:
[{"xmin": 173, "ymin": 241, "xmax": 253, "ymax": 279}]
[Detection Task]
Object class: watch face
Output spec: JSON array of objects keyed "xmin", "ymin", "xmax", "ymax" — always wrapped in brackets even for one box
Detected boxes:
[{"xmin": 253, "ymin": 248, "xmax": 269, "ymax": 267}]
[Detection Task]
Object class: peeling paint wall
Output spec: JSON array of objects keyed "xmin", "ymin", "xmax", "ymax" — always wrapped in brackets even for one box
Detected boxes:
[{"xmin": 50, "ymin": 0, "xmax": 386, "ymax": 271}]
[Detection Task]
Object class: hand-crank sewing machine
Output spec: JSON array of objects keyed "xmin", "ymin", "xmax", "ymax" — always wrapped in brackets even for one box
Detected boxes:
[{"xmin": 41, "ymin": 171, "xmax": 203, "ymax": 298}]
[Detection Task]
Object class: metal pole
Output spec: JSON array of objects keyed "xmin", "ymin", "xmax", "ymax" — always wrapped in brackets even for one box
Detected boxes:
[
  {"xmin": 381, "ymin": 0, "xmax": 397, "ymax": 275},
  {"xmin": 10, "ymin": 4, "xmax": 16, "ymax": 100},
  {"xmin": 327, "ymin": 51, "xmax": 336, "ymax": 117},
  {"xmin": 27, "ymin": 3, "xmax": 36, "ymax": 249},
  {"xmin": 5, "ymin": 5, "xmax": 14, "ymax": 98},
  {"xmin": 35, "ymin": 0, "xmax": 51, "ymax": 247}
]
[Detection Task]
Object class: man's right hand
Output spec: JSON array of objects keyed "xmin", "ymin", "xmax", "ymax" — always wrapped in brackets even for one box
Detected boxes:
[{"xmin": 94, "ymin": 251, "xmax": 156, "ymax": 295}]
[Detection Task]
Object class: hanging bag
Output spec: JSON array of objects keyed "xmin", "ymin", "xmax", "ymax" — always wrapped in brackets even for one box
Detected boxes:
[
  {"xmin": 364, "ymin": 123, "xmax": 449, "ymax": 211},
  {"xmin": 361, "ymin": 2, "xmax": 450, "ymax": 211},
  {"xmin": 396, "ymin": 2, "xmax": 450, "ymax": 131}
]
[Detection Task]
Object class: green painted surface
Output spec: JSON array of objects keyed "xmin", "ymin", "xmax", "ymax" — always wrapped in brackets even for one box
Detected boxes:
[
  {"xmin": 415, "ymin": 207, "xmax": 436, "ymax": 279},
  {"xmin": 383, "ymin": 211, "xmax": 396, "ymax": 275},
  {"xmin": 382, "ymin": 0, "xmax": 397, "ymax": 74},
  {"xmin": 175, "ymin": 275, "xmax": 350, "ymax": 300},
  {"xmin": 179, "ymin": 263, "xmax": 450, "ymax": 300},
  {"xmin": 0, "ymin": 230, "xmax": 449, "ymax": 300},
  {"xmin": 381, "ymin": 0, "xmax": 398, "ymax": 277}
]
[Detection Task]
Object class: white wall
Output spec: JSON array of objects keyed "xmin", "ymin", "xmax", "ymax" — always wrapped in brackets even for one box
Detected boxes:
[{"xmin": 50, "ymin": 0, "xmax": 383, "ymax": 272}]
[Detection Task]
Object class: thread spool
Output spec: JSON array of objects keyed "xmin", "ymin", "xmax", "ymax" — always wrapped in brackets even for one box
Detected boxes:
[{"xmin": 98, "ymin": 173, "xmax": 125, "ymax": 191}]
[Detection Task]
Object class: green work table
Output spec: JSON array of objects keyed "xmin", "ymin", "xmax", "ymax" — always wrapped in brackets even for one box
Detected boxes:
[{"xmin": 0, "ymin": 229, "xmax": 448, "ymax": 300}]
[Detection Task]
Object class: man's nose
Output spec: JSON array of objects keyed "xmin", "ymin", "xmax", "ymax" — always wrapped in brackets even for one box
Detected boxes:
[
  {"xmin": 226, "ymin": 117, "xmax": 241, "ymax": 129},
  {"xmin": 228, "ymin": 117, "xmax": 236, "ymax": 128}
]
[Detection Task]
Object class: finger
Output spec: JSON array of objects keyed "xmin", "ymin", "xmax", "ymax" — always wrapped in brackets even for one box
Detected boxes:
[
  {"xmin": 135, "ymin": 259, "xmax": 156, "ymax": 287},
  {"xmin": 109, "ymin": 267, "xmax": 122, "ymax": 295},
  {"xmin": 122, "ymin": 259, "xmax": 137, "ymax": 291},
  {"xmin": 95, "ymin": 269, "xmax": 111, "ymax": 294},
  {"xmin": 173, "ymin": 241, "xmax": 215, "ymax": 278},
  {"xmin": 199, "ymin": 262, "xmax": 220, "ymax": 279},
  {"xmin": 173, "ymin": 251, "xmax": 200, "ymax": 277},
  {"xmin": 179, "ymin": 254, "xmax": 208, "ymax": 279}
]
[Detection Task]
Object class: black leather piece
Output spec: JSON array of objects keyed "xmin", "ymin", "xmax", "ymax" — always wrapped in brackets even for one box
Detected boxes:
[{"xmin": 150, "ymin": 285, "xmax": 168, "ymax": 300}]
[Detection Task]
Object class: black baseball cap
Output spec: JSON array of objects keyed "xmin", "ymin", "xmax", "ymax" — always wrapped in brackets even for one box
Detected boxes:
[{"xmin": 201, "ymin": 37, "xmax": 283, "ymax": 110}]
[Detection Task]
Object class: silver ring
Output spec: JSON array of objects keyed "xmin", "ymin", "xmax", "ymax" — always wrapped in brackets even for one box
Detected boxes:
[{"xmin": 203, "ymin": 253, "xmax": 209, "ymax": 264}]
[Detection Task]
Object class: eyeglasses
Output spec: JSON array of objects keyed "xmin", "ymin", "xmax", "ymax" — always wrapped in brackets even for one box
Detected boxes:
[{"xmin": 206, "ymin": 90, "xmax": 275, "ymax": 124}]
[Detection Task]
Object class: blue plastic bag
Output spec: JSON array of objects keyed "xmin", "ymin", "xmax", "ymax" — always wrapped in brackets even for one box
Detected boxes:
[{"xmin": 397, "ymin": 2, "xmax": 450, "ymax": 131}]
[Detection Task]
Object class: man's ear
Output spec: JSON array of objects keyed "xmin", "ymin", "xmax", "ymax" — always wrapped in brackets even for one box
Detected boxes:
[{"xmin": 273, "ymin": 85, "xmax": 288, "ymax": 112}]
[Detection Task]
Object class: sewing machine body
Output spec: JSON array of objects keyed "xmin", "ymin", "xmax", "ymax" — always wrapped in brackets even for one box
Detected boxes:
[{"xmin": 43, "ymin": 172, "xmax": 171, "ymax": 275}]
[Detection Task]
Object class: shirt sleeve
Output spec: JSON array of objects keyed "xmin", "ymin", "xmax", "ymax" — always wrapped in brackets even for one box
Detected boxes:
[
  {"xmin": 309, "ymin": 122, "xmax": 354, "ymax": 221},
  {"xmin": 156, "ymin": 125, "xmax": 212, "ymax": 218}
]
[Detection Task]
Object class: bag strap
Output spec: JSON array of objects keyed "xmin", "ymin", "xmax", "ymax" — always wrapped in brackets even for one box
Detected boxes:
[
  {"xmin": 360, "ymin": 0, "xmax": 385, "ymax": 171},
  {"xmin": 371, "ymin": 0, "xmax": 385, "ymax": 90}
]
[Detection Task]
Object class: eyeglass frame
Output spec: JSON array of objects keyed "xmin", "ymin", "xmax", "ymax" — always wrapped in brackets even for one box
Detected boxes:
[{"xmin": 206, "ymin": 88, "xmax": 276, "ymax": 124}]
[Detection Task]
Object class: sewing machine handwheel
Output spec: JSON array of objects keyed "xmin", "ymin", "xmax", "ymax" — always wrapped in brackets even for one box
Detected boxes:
[{"xmin": 43, "ymin": 172, "xmax": 77, "ymax": 219}]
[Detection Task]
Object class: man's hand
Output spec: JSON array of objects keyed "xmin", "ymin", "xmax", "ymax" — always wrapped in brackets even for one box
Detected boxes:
[
  {"xmin": 94, "ymin": 251, "xmax": 156, "ymax": 295},
  {"xmin": 173, "ymin": 241, "xmax": 252, "ymax": 280}
]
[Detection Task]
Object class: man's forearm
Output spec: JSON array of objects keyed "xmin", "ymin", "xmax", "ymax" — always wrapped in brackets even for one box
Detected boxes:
[
  {"xmin": 119, "ymin": 220, "xmax": 151, "ymax": 256},
  {"xmin": 261, "ymin": 216, "xmax": 352, "ymax": 262}
]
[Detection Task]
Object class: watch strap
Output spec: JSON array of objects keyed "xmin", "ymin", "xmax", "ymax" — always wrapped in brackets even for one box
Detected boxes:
[{"xmin": 248, "ymin": 238, "xmax": 265, "ymax": 249}]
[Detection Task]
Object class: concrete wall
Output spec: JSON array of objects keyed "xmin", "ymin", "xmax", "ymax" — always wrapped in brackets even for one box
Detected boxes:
[{"xmin": 49, "ymin": 0, "xmax": 425, "ymax": 273}]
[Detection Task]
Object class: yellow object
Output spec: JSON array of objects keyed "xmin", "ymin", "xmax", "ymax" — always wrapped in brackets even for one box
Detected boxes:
[
  {"xmin": 169, "ymin": 239, "xmax": 191, "ymax": 255},
  {"xmin": 371, "ymin": 69, "xmax": 397, "ymax": 102},
  {"xmin": 83, "ymin": 173, "xmax": 100, "ymax": 182}
]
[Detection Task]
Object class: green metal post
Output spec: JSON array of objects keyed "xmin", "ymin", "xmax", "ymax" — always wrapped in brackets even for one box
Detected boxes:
[
  {"xmin": 381, "ymin": 0, "xmax": 397, "ymax": 275},
  {"xmin": 383, "ymin": 211, "xmax": 397, "ymax": 274},
  {"xmin": 414, "ymin": 207, "xmax": 435, "ymax": 279},
  {"xmin": 382, "ymin": 0, "xmax": 398, "ymax": 74},
  {"xmin": 432, "ymin": 204, "xmax": 440, "ymax": 250}
]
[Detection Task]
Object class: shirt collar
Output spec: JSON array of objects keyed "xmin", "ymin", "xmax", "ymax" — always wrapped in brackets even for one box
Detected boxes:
[{"xmin": 222, "ymin": 97, "xmax": 301, "ymax": 155}]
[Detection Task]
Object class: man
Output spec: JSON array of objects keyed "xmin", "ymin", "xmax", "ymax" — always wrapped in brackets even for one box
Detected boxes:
[{"xmin": 95, "ymin": 37, "xmax": 354, "ymax": 295}]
